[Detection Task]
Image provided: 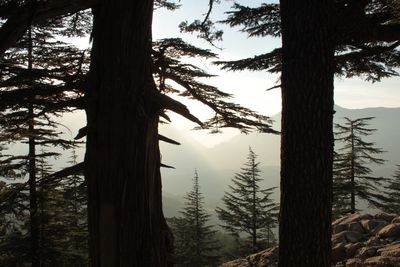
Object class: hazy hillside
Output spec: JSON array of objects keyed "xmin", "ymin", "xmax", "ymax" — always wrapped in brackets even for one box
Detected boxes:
[
  {"xmin": 160, "ymin": 106, "xmax": 400, "ymax": 216},
  {"xmin": 8, "ymin": 106, "xmax": 396, "ymax": 217}
]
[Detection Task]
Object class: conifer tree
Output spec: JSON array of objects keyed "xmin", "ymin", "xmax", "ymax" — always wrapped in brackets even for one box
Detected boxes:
[
  {"xmin": 0, "ymin": 149, "xmax": 31, "ymax": 266},
  {"xmin": 332, "ymin": 151, "xmax": 352, "ymax": 219},
  {"xmin": 32, "ymin": 149, "xmax": 87, "ymax": 267},
  {"xmin": 60, "ymin": 149, "xmax": 88, "ymax": 266},
  {"xmin": 182, "ymin": 2, "xmax": 400, "ymax": 265},
  {"xmin": 382, "ymin": 164, "xmax": 400, "ymax": 214},
  {"xmin": 169, "ymin": 170, "xmax": 219, "ymax": 267},
  {"xmin": 36, "ymin": 150, "xmax": 66, "ymax": 266},
  {"xmin": 333, "ymin": 117, "xmax": 386, "ymax": 216},
  {"xmin": 0, "ymin": 1, "xmax": 276, "ymax": 264},
  {"xmin": 215, "ymin": 148, "xmax": 278, "ymax": 255},
  {"xmin": 0, "ymin": 11, "xmax": 88, "ymax": 266},
  {"xmin": 0, "ymin": 129, "xmax": 28, "ymax": 265}
]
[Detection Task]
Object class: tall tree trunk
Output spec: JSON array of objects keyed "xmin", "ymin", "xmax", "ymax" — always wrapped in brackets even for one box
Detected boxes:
[
  {"xmin": 350, "ymin": 124, "xmax": 355, "ymax": 213},
  {"xmin": 252, "ymin": 167, "xmax": 256, "ymax": 253},
  {"xmin": 85, "ymin": 0, "xmax": 172, "ymax": 266},
  {"xmin": 29, "ymin": 103, "xmax": 39, "ymax": 267},
  {"xmin": 195, "ymin": 176, "xmax": 200, "ymax": 263},
  {"xmin": 279, "ymin": 0, "xmax": 335, "ymax": 266},
  {"xmin": 27, "ymin": 26, "xmax": 40, "ymax": 267}
]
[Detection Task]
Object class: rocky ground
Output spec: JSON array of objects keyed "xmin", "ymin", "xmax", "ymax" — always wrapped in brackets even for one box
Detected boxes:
[{"xmin": 220, "ymin": 213, "xmax": 400, "ymax": 267}]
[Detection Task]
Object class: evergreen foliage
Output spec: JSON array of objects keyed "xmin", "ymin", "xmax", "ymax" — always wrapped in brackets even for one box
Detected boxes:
[
  {"xmin": 0, "ymin": 1, "xmax": 279, "ymax": 264},
  {"xmin": 382, "ymin": 164, "xmax": 400, "ymax": 214},
  {"xmin": 155, "ymin": 0, "xmax": 181, "ymax": 10},
  {"xmin": 213, "ymin": 1, "xmax": 400, "ymax": 82},
  {"xmin": 333, "ymin": 117, "xmax": 386, "ymax": 217},
  {"xmin": 169, "ymin": 170, "xmax": 220, "ymax": 267},
  {"xmin": 0, "ymin": 150, "xmax": 88, "ymax": 266},
  {"xmin": 215, "ymin": 148, "xmax": 278, "ymax": 256},
  {"xmin": 181, "ymin": 2, "xmax": 400, "ymax": 265},
  {"xmin": 152, "ymin": 37, "xmax": 276, "ymax": 134},
  {"xmin": 0, "ymin": 180, "xmax": 30, "ymax": 267},
  {"xmin": 60, "ymin": 150, "xmax": 88, "ymax": 266},
  {"xmin": 0, "ymin": 15, "xmax": 87, "ymax": 265}
]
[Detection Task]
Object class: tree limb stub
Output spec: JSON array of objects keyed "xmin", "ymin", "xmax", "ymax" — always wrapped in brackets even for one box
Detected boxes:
[
  {"xmin": 161, "ymin": 163, "xmax": 175, "ymax": 169},
  {"xmin": 74, "ymin": 126, "xmax": 88, "ymax": 140},
  {"xmin": 158, "ymin": 134, "xmax": 181, "ymax": 145}
]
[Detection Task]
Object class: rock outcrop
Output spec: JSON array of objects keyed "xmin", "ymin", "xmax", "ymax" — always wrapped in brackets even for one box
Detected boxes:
[{"xmin": 220, "ymin": 213, "xmax": 400, "ymax": 267}]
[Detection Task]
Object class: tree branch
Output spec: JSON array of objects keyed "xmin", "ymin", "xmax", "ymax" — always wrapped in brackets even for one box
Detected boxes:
[
  {"xmin": 336, "ymin": 41, "xmax": 400, "ymax": 62},
  {"xmin": 159, "ymin": 134, "xmax": 181, "ymax": 145},
  {"xmin": 161, "ymin": 163, "xmax": 175, "ymax": 169},
  {"xmin": 38, "ymin": 162, "xmax": 85, "ymax": 185},
  {"xmin": 156, "ymin": 93, "xmax": 204, "ymax": 127},
  {"xmin": 0, "ymin": 0, "xmax": 96, "ymax": 56}
]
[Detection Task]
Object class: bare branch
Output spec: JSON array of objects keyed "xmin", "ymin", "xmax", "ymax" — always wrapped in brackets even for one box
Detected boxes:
[
  {"xmin": 159, "ymin": 134, "xmax": 181, "ymax": 145},
  {"xmin": 161, "ymin": 163, "xmax": 175, "ymax": 169}
]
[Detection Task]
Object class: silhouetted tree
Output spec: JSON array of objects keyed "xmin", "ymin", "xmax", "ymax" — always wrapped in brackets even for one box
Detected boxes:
[
  {"xmin": 215, "ymin": 1, "xmax": 400, "ymax": 82},
  {"xmin": 0, "ymin": 21, "xmax": 85, "ymax": 264},
  {"xmin": 382, "ymin": 164, "xmax": 400, "ymax": 214},
  {"xmin": 0, "ymin": 1, "xmax": 276, "ymax": 265},
  {"xmin": 0, "ymin": 180, "xmax": 30, "ymax": 266},
  {"xmin": 333, "ymin": 117, "xmax": 386, "ymax": 216},
  {"xmin": 332, "ymin": 151, "xmax": 352, "ymax": 219},
  {"xmin": 216, "ymin": 148, "xmax": 278, "ymax": 255},
  {"xmin": 60, "ymin": 149, "xmax": 88, "ymax": 266},
  {"xmin": 85, "ymin": 1, "xmax": 276, "ymax": 265},
  {"xmin": 182, "ymin": 1, "xmax": 400, "ymax": 265},
  {"xmin": 278, "ymin": 1, "xmax": 335, "ymax": 266},
  {"xmin": 170, "ymin": 170, "xmax": 219, "ymax": 266}
]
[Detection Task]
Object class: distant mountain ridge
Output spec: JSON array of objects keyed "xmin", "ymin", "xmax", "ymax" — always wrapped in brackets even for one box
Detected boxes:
[{"xmin": 160, "ymin": 106, "xmax": 400, "ymax": 216}]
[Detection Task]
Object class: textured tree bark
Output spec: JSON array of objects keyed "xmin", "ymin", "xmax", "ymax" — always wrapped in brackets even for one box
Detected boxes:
[
  {"xmin": 85, "ymin": 0, "xmax": 172, "ymax": 266},
  {"xmin": 279, "ymin": 0, "xmax": 335, "ymax": 266}
]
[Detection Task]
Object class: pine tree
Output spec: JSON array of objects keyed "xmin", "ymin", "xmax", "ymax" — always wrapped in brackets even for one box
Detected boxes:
[
  {"xmin": 332, "ymin": 151, "xmax": 352, "ymax": 219},
  {"xmin": 0, "ymin": 1, "xmax": 277, "ymax": 264},
  {"xmin": 216, "ymin": 148, "xmax": 278, "ymax": 256},
  {"xmin": 333, "ymin": 117, "xmax": 386, "ymax": 216},
  {"xmin": 0, "ymin": 10, "xmax": 88, "ymax": 266},
  {"xmin": 33, "ymin": 149, "xmax": 88, "ymax": 267},
  {"xmin": 181, "ymin": 2, "xmax": 400, "ymax": 265},
  {"xmin": 382, "ymin": 164, "xmax": 400, "ymax": 214},
  {"xmin": 0, "ymin": 148, "xmax": 31, "ymax": 266},
  {"xmin": 1, "ymin": 30, "xmax": 83, "ymax": 266},
  {"xmin": 36, "ymin": 151, "xmax": 65, "ymax": 266},
  {"xmin": 60, "ymin": 149, "xmax": 88, "ymax": 266},
  {"xmin": 169, "ymin": 170, "xmax": 219, "ymax": 267}
]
